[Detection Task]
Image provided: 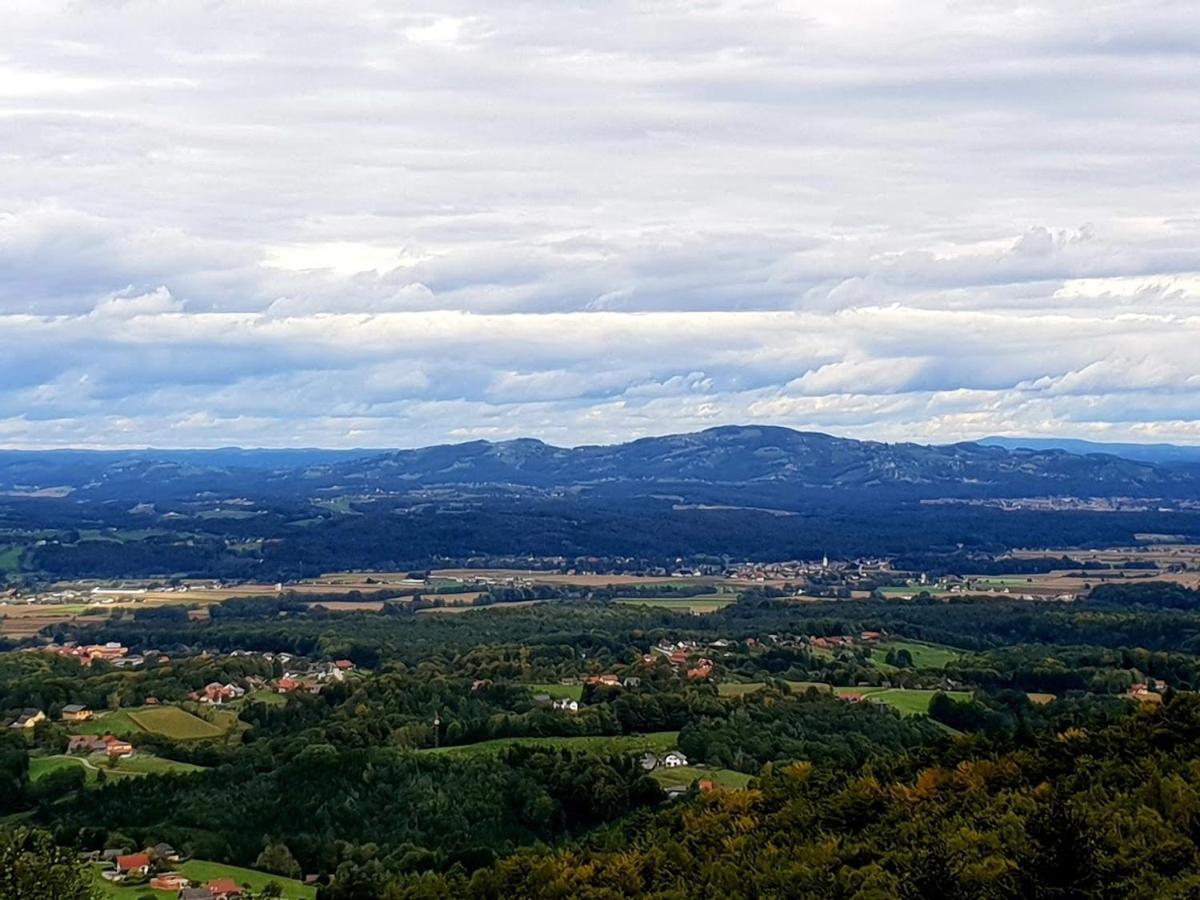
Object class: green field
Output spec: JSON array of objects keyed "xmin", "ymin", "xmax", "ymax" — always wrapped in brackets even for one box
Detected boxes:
[
  {"xmin": 426, "ymin": 731, "xmax": 679, "ymax": 756},
  {"xmin": 92, "ymin": 859, "xmax": 315, "ymax": 900},
  {"xmin": 526, "ymin": 682, "xmax": 583, "ymax": 700},
  {"xmin": 178, "ymin": 860, "xmax": 316, "ymax": 899},
  {"xmin": 0, "ymin": 544, "xmax": 23, "ymax": 574},
  {"xmin": 650, "ymin": 765, "xmax": 754, "ymax": 790},
  {"xmin": 834, "ymin": 687, "xmax": 972, "ymax": 716},
  {"xmin": 73, "ymin": 709, "xmax": 144, "ymax": 738},
  {"xmin": 31, "ymin": 752, "xmax": 204, "ymax": 785},
  {"xmin": 105, "ymin": 754, "xmax": 205, "ymax": 777},
  {"xmin": 76, "ymin": 705, "xmax": 227, "ymax": 740},
  {"xmin": 871, "ymin": 639, "xmax": 964, "ymax": 669},
  {"xmin": 128, "ymin": 706, "xmax": 226, "ymax": 740},
  {"xmin": 29, "ymin": 754, "xmax": 90, "ymax": 781},
  {"xmin": 717, "ymin": 683, "xmax": 970, "ymax": 717},
  {"xmin": 614, "ymin": 595, "xmax": 734, "ymax": 613}
]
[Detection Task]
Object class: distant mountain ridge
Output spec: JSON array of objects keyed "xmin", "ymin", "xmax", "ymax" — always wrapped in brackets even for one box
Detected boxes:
[
  {"xmin": 2, "ymin": 425, "xmax": 1198, "ymax": 502},
  {"xmin": 317, "ymin": 425, "xmax": 1176, "ymax": 492}
]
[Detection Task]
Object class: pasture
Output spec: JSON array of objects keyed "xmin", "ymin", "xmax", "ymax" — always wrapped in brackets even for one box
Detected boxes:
[
  {"xmin": 92, "ymin": 859, "xmax": 315, "ymax": 900},
  {"xmin": 650, "ymin": 765, "xmax": 754, "ymax": 791},
  {"xmin": 872, "ymin": 639, "xmax": 963, "ymax": 669},
  {"xmin": 614, "ymin": 594, "xmax": 734, "ymax": 613},
  {"xmin": 425, "ymin": 731, "xmax": 679, "ymax": 756},
  {"xmin": 30, "ymin": 752, "xmax": 204, "ymax": 785},
  {"xmin": 526, "ymin": 683, "xmax": 584, "ymax": 700}
]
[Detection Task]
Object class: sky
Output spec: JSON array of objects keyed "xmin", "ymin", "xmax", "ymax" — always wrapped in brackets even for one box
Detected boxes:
[{"xmin": 2, "ymin": 0, "xmax": 1200, "ymax": 449}]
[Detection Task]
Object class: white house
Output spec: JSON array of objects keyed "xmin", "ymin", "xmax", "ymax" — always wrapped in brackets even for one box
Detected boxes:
[{"xmin": 663, "ymin": 751, "xmax": 689, "ymax": 767}]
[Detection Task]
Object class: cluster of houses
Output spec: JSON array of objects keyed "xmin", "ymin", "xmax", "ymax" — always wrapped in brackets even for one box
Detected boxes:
[
  {"xmin": 650, "ymin": 641, "xmax": 715, "ymax": 680},
  {"xmin": 8, "ymin": 701, "xmax": 100, "ymax": 730},
  {"xmin": 806, "ymin": 631, "xmax": 884, "ymax": 652},
  {"xmin": 190, "ymin": 682, "xmax": 247, "ymax": 704},
  {"xmin": 35, "ymin": 641, "xmax": 141, "ymax": 666},
  {"xmin": 93, "ymin": 844, "xmax": 249, "ymax": 897}
]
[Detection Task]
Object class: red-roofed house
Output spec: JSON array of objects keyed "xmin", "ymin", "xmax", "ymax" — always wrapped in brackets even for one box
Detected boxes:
[
  {"xmin": 334, "ymin": 659, "xmax": 354, "ymax": 670},
  {"xmin": 277, "ymin": 676, "xmax": 301, "ymax": 693},
  {"xmin": 584, "ymin": 674, "xmax": 620, "ymax": 687},
  {"xmin": 115, "ymin": 853, "xmax": 150, "ymax": 875},
  {"xmin": 104, "ymin": 735, "xmax": 134, "ymax": 757},
  {"xmin": 208, "ymin": 878, "xmax": 243, "ymax": 898}
]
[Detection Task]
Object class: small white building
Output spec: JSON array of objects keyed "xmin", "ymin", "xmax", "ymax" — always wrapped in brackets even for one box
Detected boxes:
[{"xmin": 663, "ymin": 751, "xmax": 689, "ymax": 768}]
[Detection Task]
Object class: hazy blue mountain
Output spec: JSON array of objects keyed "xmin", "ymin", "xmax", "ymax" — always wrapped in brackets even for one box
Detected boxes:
[
  {"xmin": 981, "ymin": 436, "xmax": 1200, "ymax": 466},
  {"xmin": 2, "ymin": 426, "xmax": 1197, "ymax": 502}
]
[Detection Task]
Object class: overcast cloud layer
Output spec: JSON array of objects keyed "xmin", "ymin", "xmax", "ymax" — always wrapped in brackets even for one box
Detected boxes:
[{"xmin": 3, "ymin": 1, "xmax": 1200, "ymax": 449}]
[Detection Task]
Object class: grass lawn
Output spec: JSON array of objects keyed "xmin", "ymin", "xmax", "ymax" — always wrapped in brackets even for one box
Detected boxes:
[
  {"xmin": 73, "ymin": 709, "xmax": 144, "ymax": 738},
  {"xmin": 29, "ymin": 754, "xmax": 90, "ymax": 781},
  {"xmin": 246, "ymin": 688, "xmax": 288, "ymax": 707},
  {"xmin": 92, "ymin": 859, "xmax": 315, "ymax": 900},
  {"xmin": 128, "ymin": 706, "xmax": 226, "ymax": 740},
  {"xmin": 614, "ymin": 595, "xmax": 734, "ymax": 613},
  {"xmin": 106, "ymin": 754, "xmax": 205, "ymax": 777},
  {"xmin": 871, "ymin": 639, "xmax": 964, "ymax": 670},
  {"xmin": 525, "ymin": 683, "xmax": 583, "ymax": 700},
  {"xmin": 650, "ymin": 765, "xmax": 754, "ymax": 790},
  {"xmin": 92, "ymin": 869, "xmax": 174, "ymax": 900},
  {"xmin": 179, "ymin": 860, "xmax": 316, "ymax": 899},
  {"xmin": 426, "ymin": 731, "xmax": 679, "ymax": 756},
  {"xmin": 31, "ymin": 752, "xmax": 204, "ymax": 786}
]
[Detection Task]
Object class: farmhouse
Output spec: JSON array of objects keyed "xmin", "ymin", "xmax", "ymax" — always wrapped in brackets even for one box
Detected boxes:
[
  {"xmin": 208, "ymin": 877, "xmax": 244, "ymax": 898},
  {"xmin": 68, "ymin": 734, "xmax": 109, "ymax": 753},
  {"xmin": 584, "ymin": 674, "xmax": 621, "ymax": 687},
  {"xmin": 9, "ymin": 708, "xmax": 46, "ymax": 729},
  {"xmin": 663, "ymin": 751, "xmax": 689, "ymax": 767},
  {"xmin": 552, "ymin": 698, "xmax": 579, "ymax": 712},
  {"xmin": 104, "ymin": 735, "xmax": 135, "ymax": 757},
  {"xmin": 60, "ymin": 704, "xmax": 93, "ymax": 723},
  {"xmin": 115, "ymin": 852, "xmax": 151, "ymax": 875}
]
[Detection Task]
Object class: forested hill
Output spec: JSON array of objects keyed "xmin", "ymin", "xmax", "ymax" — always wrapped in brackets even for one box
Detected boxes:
[{"xmin": 1, "ymin": 425, "xmax": 1197, "ymax": 502}]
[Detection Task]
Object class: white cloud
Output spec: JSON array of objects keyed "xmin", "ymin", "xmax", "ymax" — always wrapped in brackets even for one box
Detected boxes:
[{"xmin": 1, "ymin": 1, "xmax": 1199, "ymax": 447}]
